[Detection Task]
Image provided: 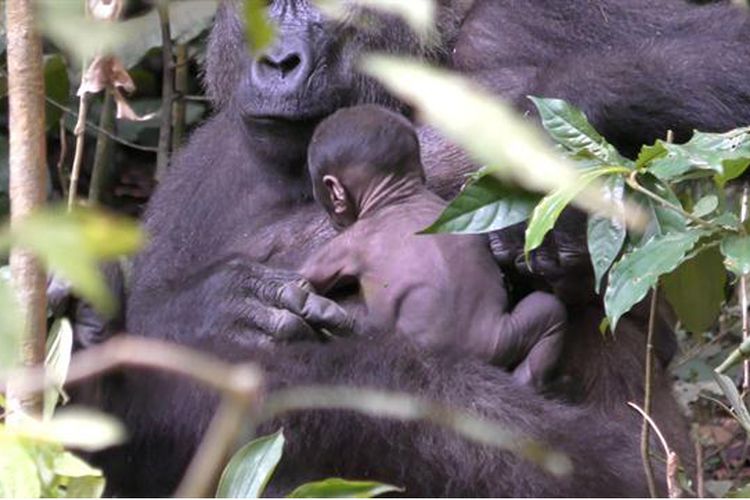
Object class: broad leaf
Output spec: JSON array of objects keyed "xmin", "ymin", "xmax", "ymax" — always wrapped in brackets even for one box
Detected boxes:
[
  {"xmin": 288, "ymin": 478, "xmax": 402, "ymax": 498},
  {"xmin": 588, "ymin": 176, "xmax": 626, "ymax": 294},
  {"xmin": 529, "ymin": 97, "xmax": 628, "ymax": 165},
  {"xmin": 692, "ymin": 194, "xmax": 719, "ymax": 218},
  {"xmin": 0, "ymin": 440, "xmax": 42, "ymax": 497},
  {"xmin": 713, "ymin": 372, "xmax": 750, "ymax": 435},
  {"xmin": 315, "ymin": 0, "xmax": 435, "ymax": 39},
  {"xmin": 44, "ymin": 318, "xmax": 74, "ymax": 420},
  {"xmin": 42, "ymin": 408, "xmax": 126, "ymax": 451},
  {"xmin": 422, "ymin": 175, "xmax": 539, "ymax": 234},
  {"xmin": 245, "ymin": 0, "xmax": 276, "ymax": 53},
  {"xmin": 662, "ymin": 246, "xmax": 726, "ymax": 333},
  {"xmin": 53, "ymin": 451, "xmax": 106, "ymax": 498},
  {"xmin": 721, "ymin": 234, "xmax": 750, "ymax": 276},
  {"xmin": 604, "ymin": 230, "xmax": 705, "ymax": 331},
  {"xmin": 216, "ymin": 429, "xmax": 285, "ymax": 498},
  {"xmin": 525, "ymin": 167, "xmax": 622, "ymax": 255}
]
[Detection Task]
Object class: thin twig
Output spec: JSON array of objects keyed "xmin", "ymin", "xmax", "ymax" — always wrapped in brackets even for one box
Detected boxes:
[
  {"xmin": 629, "ymin": 402, "xmax": 683, "ymax": 498},
  {"xmin": 641, "ymin": 286, "xmax": 660, "ymax": 498},
  {"xmin": 55, "ymin": 117, "xmax": 69, "ymax": 198},
  {"xmin": 172, "ymin": 43, "xmax": 188, "ymax": 150},
  {"xmin": 695, "ymin": 437, "xmax": 704, "ymax": 498},
  {"xmin": 67, "ymin": 92, "xmax": 89, "ymax": 210},
  {"xmin": 45, "ymin": 96, "xmax": 159, "ymax": 153},
  {"xmin": 155, "ymin": 0, "xmax": 174, "ymax": 181}
]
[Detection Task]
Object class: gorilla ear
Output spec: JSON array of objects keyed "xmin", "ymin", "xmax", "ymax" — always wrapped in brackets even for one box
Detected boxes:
[{"xmin": 322, "ymin": 175, "xmax": 348, "ymax": 214}]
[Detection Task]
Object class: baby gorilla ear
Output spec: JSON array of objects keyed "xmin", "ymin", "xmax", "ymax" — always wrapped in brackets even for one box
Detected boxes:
[{"xmin": 323, "ymin": 174, "xmax": 349, "ymax": 216}]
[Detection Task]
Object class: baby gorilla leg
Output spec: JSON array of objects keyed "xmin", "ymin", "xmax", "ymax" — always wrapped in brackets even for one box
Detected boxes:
[{"xmin": 492, "ymin": 291, "xmax": 566, "ymax": 391}]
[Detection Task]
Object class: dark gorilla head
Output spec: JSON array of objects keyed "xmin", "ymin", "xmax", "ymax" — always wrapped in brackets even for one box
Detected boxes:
[{"xmin": 204, "ymin": 0, "xmax": 474, "ymax": 121}]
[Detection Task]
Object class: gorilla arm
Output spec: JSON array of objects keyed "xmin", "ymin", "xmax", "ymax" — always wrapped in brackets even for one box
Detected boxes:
[{"xmin": 299, "ymin": 232, "xmax": 363, "ymax": 296}]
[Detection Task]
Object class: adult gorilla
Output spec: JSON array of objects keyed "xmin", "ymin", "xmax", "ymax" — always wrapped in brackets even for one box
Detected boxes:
[{"xmin": 90, "ymin": 0, "xmax": 750, "ymax": 496}]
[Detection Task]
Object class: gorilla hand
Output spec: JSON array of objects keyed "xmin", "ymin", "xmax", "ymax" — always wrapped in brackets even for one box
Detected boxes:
[
  {"xmin": 489, "ymin": 207, "xmax": 595, "ymax": 305},
  {"xmin": 223, "ymin": 260, "xmax": 356, "ymax": 342}
]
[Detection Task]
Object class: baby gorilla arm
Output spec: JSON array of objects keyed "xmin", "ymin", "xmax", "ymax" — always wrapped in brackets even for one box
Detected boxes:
[
  {"xmin": 299, "ymin": 233, "xmax": 362, "ymax": 295},
  {"xmin": 491, "ymin": 291, "xmax": 567, "ymax": 391}
]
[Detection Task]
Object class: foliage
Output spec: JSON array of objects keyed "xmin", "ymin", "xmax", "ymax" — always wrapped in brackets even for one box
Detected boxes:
[{"xmin": 216, "ymin": 429, "xmax": 399, "ymax": 498}]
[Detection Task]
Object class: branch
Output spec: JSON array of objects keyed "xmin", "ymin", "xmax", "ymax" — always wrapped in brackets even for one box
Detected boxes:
[
  {"xmin": 640, "ymin": 287, "xmax": 660, "ymax": 498},
  {"xmin": 155, "ymin": 0, "xmax": 174, "ymax": 181}
]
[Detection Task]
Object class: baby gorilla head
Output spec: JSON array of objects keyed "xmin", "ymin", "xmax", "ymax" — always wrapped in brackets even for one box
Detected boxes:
[{"xmin": 307, "ymin": 105, "xmax": 426, "ymax": 228}]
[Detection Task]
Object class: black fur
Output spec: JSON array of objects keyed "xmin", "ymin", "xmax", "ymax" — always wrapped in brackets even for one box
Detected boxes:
[{"xmin": 90, "ymin": 0, "xmax": 750, "ymax": 496}]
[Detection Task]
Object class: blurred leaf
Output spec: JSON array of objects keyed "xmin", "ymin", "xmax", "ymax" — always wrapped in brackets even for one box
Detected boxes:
[
  {"xmin": 361, "ymin": 56, "xmax": 637, "ymax": 223},
  {"xmin": 43, "ymin": 318, "xmax": 74, "ymax": 421},
  {"xmin": 53, "ymin": 451, "xmax": 102, "ymax": 478},
  {"xmin": 0, "ymin": 439, "xmax": 41, "ymax": 497},
  {"xmin": 5, "ymin": 207, "xmax": 143, "ymax": 316},
  {"xmin": 604, "ymin": 229, "xmax": 705, "ymax": 331},
  {"xmin": 662, "ymin": 246, "xmax": 726, "ymax": 333},
  {"xmin": 529, "ymin": 96, "xmax": 628, "ymax": 165},
  {"xmin": 245, "ymin": 0, "xmax": 276, "ymax": 53},
  {"xmin": 525, "ymin": 167, "xmax": 622, "ymax": 255},
  {"xmin": 691, "ymin": 194, "xmax": 719, "ymax": 218},
  {"xmin": 0, "ymin": 268, "xmax": 23, "ymax": 372},
  {"xmin": 640, "ymin": 127, "xmax": 750, "ymax": 185},
  {"xmin": 422, "ymin": 175, "xmax": 539, "ymax": 234},
  {"xmin": 53, "ymin": 451, "xmax": 106, "ymax": 498},
  {"xmin": 44, "ymin": 408, "xmax": 126, "ymax": 451},
  {"xmin": 287, "ymin": 478, "xmax": 402, "ymax": 498},
  {"xmin": 44, "ymin": 54, "xmax": 70, "ymax": 131},
  {"xmin": 217, "ymin": 429, "xmax": 285, "ymax": 498},
  {"xmin": 713, "ymin": 371, "xmax": 750, "ymax": 434},
  {"xmin": 588, "ymin": 176, "xmax": 626, "ymax": 294},
  {"xmin": 721, "ymin": 234, "xmax": 750, "ymax": 276},
  {"xmin": 315, "ymin": 0, "xmax": 435, "ymax": 39}
]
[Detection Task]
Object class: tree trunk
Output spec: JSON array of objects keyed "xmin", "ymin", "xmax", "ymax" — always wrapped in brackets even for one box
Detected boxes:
[{"xmin": 5, "ymin": 0, "xmax": 49, "ymax": 419}]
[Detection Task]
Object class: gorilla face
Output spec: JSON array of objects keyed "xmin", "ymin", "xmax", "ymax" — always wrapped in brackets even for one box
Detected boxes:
[{"xmin": 205, "ymin": 0, "xmax": 470, "ymax": 124}]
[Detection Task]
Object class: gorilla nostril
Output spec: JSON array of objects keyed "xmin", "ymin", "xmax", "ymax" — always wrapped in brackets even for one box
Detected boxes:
[{"xmin": 260, "ymin": 53, "xmax": 302, "ymax": 79}]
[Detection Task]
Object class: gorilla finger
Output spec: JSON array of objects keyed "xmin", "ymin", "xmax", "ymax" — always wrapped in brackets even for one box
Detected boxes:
[
  {"xmin": 275, "ymin": 283, "xmax": 355, "ymax": 337},
  {"xmin": 245, "ymin": 301, "xmax": 318, "ymax": 341}
]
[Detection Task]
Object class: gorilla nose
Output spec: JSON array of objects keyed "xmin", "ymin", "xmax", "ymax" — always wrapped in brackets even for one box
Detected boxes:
[{"xmin": 251, "ymin": 38, "xmax": 312, "ymax": 94}]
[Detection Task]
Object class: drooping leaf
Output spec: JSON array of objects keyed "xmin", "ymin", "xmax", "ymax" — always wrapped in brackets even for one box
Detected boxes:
[
  {"xmin": 529, "ymin": 96, "xmax": 628, "ymax": 165},
  {"xmin": 0, "ymin": 439, "xmax": 42, "ymax": 498},
  {"xmin": 422, "ymin": 175, "xmax": 540, "ymax": 234},
  {"xmin": 604, "ymin": 230, "xmax": 706, "ymax": 331},
  {"xmin": 44, "ymin": 318, "xmax": 74, "ymax": 420},
  {"xmin": 525, "ymin": 167, "xmax": 623, "ymax": 255},
  {"xmin": 287, "ymin": 478, "xmax": 403, "ymax": 498},
  {"xmin": 721, "ymin": 234, "xmax": 750, "ymax": 276},
  {"xmin": 588, "ymin": 176, "xmax": 626, "ymax": 294},
  {"xmin": 245, "ymin": 0, "xmax": 276, "ymax": 53},
  {"xmin": 314, "ymin": 0, "xmax": 436, "ymax": 39},
  {"xmin": 360, "ymin": 56, "xmax": 634, "ymax": 221},
  {"xmin": 662, "ymin": 246, "xmax": 726, "ymax": 333},
  {"xmin": 216, "ymin": 429, "xmax": 285, "ymax": 498},
  {"xmin": 713, "ymin": 371, "xmax": 750, "ymax": 435}
]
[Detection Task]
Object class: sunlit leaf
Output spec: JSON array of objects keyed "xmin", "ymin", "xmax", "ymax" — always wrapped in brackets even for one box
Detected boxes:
[
  {"xmin": 721, "ymin": 234, "xmax": 750, "ymax": 276},
  {"xmin": 525, "ymin": 167, "xmax": 623, "ymax": 255},
  {"xmin": 43, "ymin": 318, "xmax": 74, "ymax": 420},
  {"xmin": 0, "ymin": 268, "xmax": 23, "ymax": 372},
  {"xmin": 245, "ymin": 0, "xmax": 276, "ymax": 53},
  {"xmin": 0, "ymin": 439, "xmax": 42, "ymax": 497},
  {"xmin": 288, "ymin": 478, "xmax": 403, "ymax": 498},
  {"xmin": 422, "ymin": 175, "xmax": 539, "ymax": 234},
  {"xmin": 216, "ymin": 429, "xmax": 285, "ymax": 498},
  {"xmin": 315, "ymin": 0, "xmax": 435, "ymax": 39},
  {"xmin": 604, "ymin": 230, "xmax": 706, "ymax": 331},
  {"xmin": 10, "ymin": 408, "xmax": 127, "ymax": 452},
  {"xmin": 361, "ymin": 55, "xmax": 640, "ymax": 225},
  {"xmin": 529, "ymin": 96, "xmax": 628, "ymax": 165},
  {"xmin": 662, "ymin": 247, "xmax": 726, "ymax": 333},
  {"xmin": 588, "ymin": 176, "xmax": 626, "ymax": 294}
]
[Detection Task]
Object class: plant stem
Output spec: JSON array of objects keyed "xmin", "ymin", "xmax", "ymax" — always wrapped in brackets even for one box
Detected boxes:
[
  {"xmin": 88, "ymin": 90, "xmax": 116, "ymax": 205},
  {"xmin": 155, "ymin": 0, "xmax": 174, "ymax": 182},
  {"xmin": 741, "ymin": 183, "xmax": 749, "ymax": 391},
  {"xmin": 172, "ymin": 43, "xmax": 188, "ymax": 151},
  {"xmin": 641, "ymin": 286, "xmax": 659, "ymax": 498},
  {"xmin": 5, "ymin": 0, "xmax": 49, "ymax": 420},
  {"xmin": 67, "ymin": 91, "xmax": 89, "ymax": 210}
]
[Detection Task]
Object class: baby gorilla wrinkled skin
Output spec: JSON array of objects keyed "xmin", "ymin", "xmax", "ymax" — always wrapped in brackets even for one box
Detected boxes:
[{"xmin": 300, "ymin": 105, "xmax": 566, "ymax": 390}]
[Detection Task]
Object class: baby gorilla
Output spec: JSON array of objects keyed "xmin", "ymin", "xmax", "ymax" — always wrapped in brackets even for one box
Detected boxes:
[{"xmin": 301, "ymin": 105, "xmax": 566, "ymax": 390}]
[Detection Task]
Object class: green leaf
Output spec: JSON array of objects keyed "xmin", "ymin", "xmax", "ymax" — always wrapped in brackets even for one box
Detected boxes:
[
  {"xmin": 529, "ymin": 96, "xmax": 628, "ymax": 165},
  {"xmin": 287, "ymin": 478, "xmax": 403, "ymax": 498},
  {"xmin": 721, "ymin": 234, "xmax": 750, "ymax": 276},
  {"xmin": 604, "ymin": 230, "xmax": 705, "ymax": 331},
  {"xmin": 45, "ymin": 408, "xmax": 126, "ymax": 451},
  {"xmin": 631, "ymin": 174, "xmax": 687, "ymax": 246},
  {"xmin": 44, "ymin": 54, "xmax": 70, "ymax": 131},
  {"xmin": 44, "ymin": 318, "xmax": 74, "ymax": 420},
  {"xmin": 53, "ymin": 451, "xmax": 103, "ymax": 479},
  {"xmin": 525, "ymin": 167, "xmax": 622, "ymax": 255},
  {"xmin": 314, "ymin": 0, "xmax": 435, "ymax": 39},
  {"xmin": 643, "ymin": 127, "xmax": 750, "ymax": 185},
  {"xmin": 216, "ymin": 429, "xmax": 285, "ymax": 498},
  {"xmin": 64, "ymin": 475, "xmax": 106, "ymax": 498},
  {"xmin": 662, "ymin": 246, "xmax": 726, "ymax": 333},
  {"xmin": 0, "ymin": 439, "xmax": 42, "ymax": 498},
  {"xmin": 6, "ymin": 207, "xmax": 143, "ymax": 316},
  {"xmin": 422, "ymin": 175, "xmax": 539, "ymax": 234},
  {"xmin": 691, "ymin": 194, "xmax": 718, "ymax": 218},
  {"xmin": 245, "ymin": 0, "xmax": 276, "ymax": 53},
  {"xmin": 588, "ymin": 176, "xmax": 626, "ymax": 294},
  {"xmin": 713, "ymin": 371, "xmax": 750, "ymax": 434},
  {"xmin": 360, "ymin": 56, "xmax": 627, "ymax": 219}
]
